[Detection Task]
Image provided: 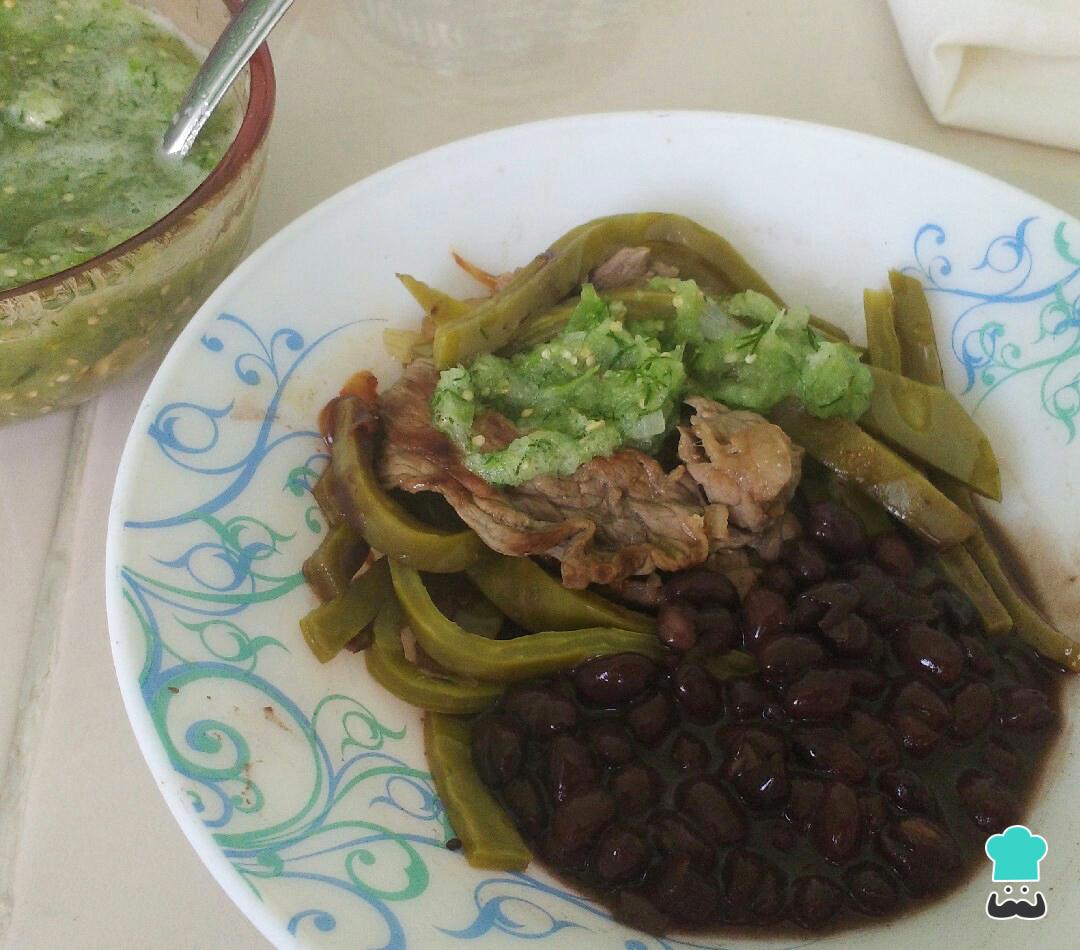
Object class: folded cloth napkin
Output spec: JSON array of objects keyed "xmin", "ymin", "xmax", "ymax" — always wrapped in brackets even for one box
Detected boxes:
[{"xmin": 888, "ymin": 0, "xmax": 1080, "ymax": 150}]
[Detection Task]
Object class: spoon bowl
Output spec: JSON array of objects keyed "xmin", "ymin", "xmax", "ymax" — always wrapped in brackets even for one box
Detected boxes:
[{"xmin": 162, "ymin": 0, "xmax": 293, "ymax": 159}]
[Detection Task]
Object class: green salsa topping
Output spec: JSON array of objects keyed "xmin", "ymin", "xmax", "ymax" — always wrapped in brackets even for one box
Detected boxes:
[
  {"xmin": 0, "ymin": 0, "xmax": 236, "ymax": 292},
  {"xmin": 431, "ymin": 282, "xmax": 873, "ymax": 486}
]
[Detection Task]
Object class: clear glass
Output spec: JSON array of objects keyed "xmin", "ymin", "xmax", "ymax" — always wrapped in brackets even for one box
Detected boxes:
[
  {"xmin": 0, "ymin": 0, "xmax": 276, "ymax": 425},
  {"xmin": 352, "ymin": 0, "xmax": 636, "ymax": 76}
]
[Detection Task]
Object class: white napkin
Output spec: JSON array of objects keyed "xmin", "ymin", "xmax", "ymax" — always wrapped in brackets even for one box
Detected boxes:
[{"xmin": 887, "ymin": 0, "xmax": 1080, "ymax": 151}]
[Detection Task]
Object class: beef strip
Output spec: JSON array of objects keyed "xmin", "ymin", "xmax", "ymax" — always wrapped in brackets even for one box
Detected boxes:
[
  {"xmin": 590, "ymin": 246, "xmax": 652, "ymax": 290},
  {"xmin": 589, "ymin": 245, "xmax": 680, "ymax": 291},
  {"xmin": 508, "ymin": 452, "xmax": 710, "ymax": 587},
  {"xmin": 677, "ymin": 395, "xmax": 803, "ymax": 547}
]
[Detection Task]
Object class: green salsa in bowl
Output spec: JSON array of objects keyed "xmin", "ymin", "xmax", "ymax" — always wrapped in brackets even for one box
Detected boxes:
[{"xmin": 0, "ymin": 0, "xmax": 275, "ymax": 423}]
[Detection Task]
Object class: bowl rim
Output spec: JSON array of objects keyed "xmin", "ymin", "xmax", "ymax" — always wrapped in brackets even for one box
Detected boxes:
[{"xmin": 0, "ymin": 0, "xmax": 277, "ymax": 305}]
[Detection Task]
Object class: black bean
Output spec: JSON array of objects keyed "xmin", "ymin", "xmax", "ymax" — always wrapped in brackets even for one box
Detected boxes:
[
  {"xmin": 657, "ymin": 602, "xmax": 698, "ymax": 652},
  {"xmin": 653, "ymin": 651, "xmax": 681, "ymax": 688},
  {"xmin": 792, "ymin": 727, "xmax": 868, "ymax": 784},
  {"xmin": 724, "ymin": 678, "xmax": 770, "ymax": 721},
  {"xmin": 502, "ymin": 775, "xmax": 547, "ymax": 838},
  {"xmin": 694, "ymin": 605, "xmax": 739, "ymax": 654},
  {"xmin": 547, "ymin": 735, "xmax": 599, "ymax": 805},
  {"xmin": 891, "ymin": 714, "xmax": 941, "ymax": 756},
  {"xmin": 1002, "ymin": 649, "xmax": 1047, "ymax": 688},
  {"xmin": 626, "ymin": 692, "xmax": 675, "ymax": 746},
  {"xmin": 889, "ymin": 679, "xmax": 950, "ymax": 755},
  {"xmin": 847, "ymin": 666, "xmax": 888, "ymax": 697},
  {"xmin": 770, "ymin": 822, "xmax": 797, "ymax": 851},
  {"xmin": 807, "ymin": 500, "xmax": 867, "ymax": 560},
  {"xmin": 762, "ymin": 700, "xmax": 789, "ymax": 725},
  {"xmin": 741, "ymin": 587, "xmax": 792, "ymax": 649},
  {"xmin": 792, "ymin": 599, "xmax": 825, "ymax": 633},
  {"xmin": 594, "ymin": 825, "xmax": 652, "ymax": 884},
  {"xmin": 720, "ymin": 718, "xmax": 771, "ymax": 757},
  {"xmin": 952, "ymin": 681, "xmax": 994, "ymax": 739},
  {"xmin": 470, "ymin": 713, "xmax": 525, "ymax": 786},
  {"xmin": 985, "ymin": 738, "xmax": 1023, "ymax": 782},
  {"xmin": 812, "ymin": 781, "xmax": 861, "ymax": 864},
  {"xmin": 785, "ymin": 776, "xmax": 824, "ymax": 832},
  {"xmin": 583, "ymin": 720, "xmax": 635, "ymax": 766},
  {"xmin": 721, "ymin": 849, "xmax": 786, "ymax": 924},
  {"xmin": 611, "ymin": 762, "xmax": 662, "ymax": 816},
  {"xmin": 791, "ymin": 875, "xmax": 845, "ymax": 929},
  {"xmin": 782, "ymin": 538, "xmax": 830, "ymax": 586},
  {"xmin": 672, "ymin": 662, "xmax": 723, "ymax": 723},
  {"xmin": 999, "ymin": 686, "xmax": 1056, "ymax": 731},
  {"xmin": 848, "ymin": 711, "xmax": 900, "ymax": 768},
  {"xmin": 877, "ymin": 817, "xmax": 960, "ymax": 895},
  {"xmin": 784, "ymin": 669, "xmax": 852, "ymax": 720},
  {"xmin": 648, "ymin": 810, "xmax": 717, "ymax": 874},
  {"xmin": 891, "ymin": 680, "xmax": 948, "ymax": 727},
  {"xmin": 871, "ymin": 533, "xmax": 916, "ymax": 577},
  {"xmin": 542, "ymin": 828, "xmax": 590, "ymax": 872},
  {"xmin": 572, "ymin": 653, "xmax": 656, "ymax": 708},
  {"xmin": 893, "ymin": 623, "xmax": 964, "ymax": 685},
  {"xmin": 669, "ymin": 731, "xmax": 710, "ymax": 771},
  {"xmin": 931, "ymin": 586, "xmax": 976, "ymax": 631},
  {"xmin": 960, "ymin": 635, "xmax": 995, "ymax": 677},
  {"xmin": 756, "ymin": 635, "xmax": 826, "ymax": 684},
  {"xmin": 852, "ymin": 567, "xmax": 937, "ymax": 627},
  {"xmin": 676, "ymin": 777, "xmax": 746, "ymax": 845},
  {"xmin": 793, "ymin": 581, "xmax": 860, "ymax": 630},
  {"xmin": 858, "ymin": 792, "xmax": 889, "ymax": 832},
  {"xmin": 845, "ymin": 863, "xmax": 899, "ymax": 916},
  {"xmin": 550, "ymin": 788, "xmax": 616, "ymax": 849},
  {"xmin": 663, "ymin": 569, "xmax": 738, "ymax": 607},
  {"xmin": 878, "ymin": 768, "xmax": 937, "ymax": 815},
  {"xmin": 722, "ymin": 726, "xmax": 789, "ymax": 807},
  {"xmin": 908, "ymin": 565, "xmax": 943, "ymax": 592},
  {"xmin": 753, "ymin": 865, "xmax": 789, "ymax": 923},
  {"xmin": 844, "ymin": 558, "xmax": 884, "ymax": 583},
  {"xmin": 759, "ymin": 562, "xmax": 797, "ymax": 598},
  {"xmin": 651, "ymin": 854, "xmax": 719, "ymax": 926},
  {"xmin": 504, "ymin": 684, "xmax": 578, "ymax": 738},
  {"xmin": 957, "ymin": 770, "xmax": 1018, "ymax": 833},
  {"xmin": 819, "ymin": 613, "xmax": 874, "ymax": 657}
]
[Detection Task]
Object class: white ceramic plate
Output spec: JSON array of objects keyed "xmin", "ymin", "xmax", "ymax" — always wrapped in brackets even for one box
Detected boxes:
[{"xmin": 106, "ymin": 113, "xmax": 1080, "ymax": 949}]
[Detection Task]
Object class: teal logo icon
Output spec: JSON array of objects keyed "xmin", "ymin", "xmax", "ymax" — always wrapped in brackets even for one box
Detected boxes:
[{"xmin": 985, "ymin": 825, "xmax": 1048, "ymax": 921}]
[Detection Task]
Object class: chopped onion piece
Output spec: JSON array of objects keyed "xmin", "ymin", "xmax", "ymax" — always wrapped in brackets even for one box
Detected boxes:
[
  {"xmin": 701, "ymin": 301, "xmax": 745, "ymax": 340},
  {"xmin": 625, "ymin": 409, "xmax": 666, "ymax": 440}
]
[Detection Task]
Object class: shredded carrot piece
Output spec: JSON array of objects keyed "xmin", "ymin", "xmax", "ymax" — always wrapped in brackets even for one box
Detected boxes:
[{"xmin": 452, "ymin": 251, "xmax": 501, "ymax": 291}]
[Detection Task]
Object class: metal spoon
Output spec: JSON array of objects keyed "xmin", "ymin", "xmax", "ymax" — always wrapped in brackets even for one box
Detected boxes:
[{"xmin": 161, "ymin": 0, "xmax": 294, "ymax": 160}]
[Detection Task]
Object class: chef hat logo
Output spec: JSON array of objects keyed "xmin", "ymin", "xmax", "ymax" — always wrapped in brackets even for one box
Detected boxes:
[{"xmin": 985, "ymin": 825, "xmax": 1048, "ymax": 882}]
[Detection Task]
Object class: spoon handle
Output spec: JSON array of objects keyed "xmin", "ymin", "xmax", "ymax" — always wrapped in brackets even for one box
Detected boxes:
[{"xmin": 162, "ymin": 0, "xmax": 294, "ymax": 159}]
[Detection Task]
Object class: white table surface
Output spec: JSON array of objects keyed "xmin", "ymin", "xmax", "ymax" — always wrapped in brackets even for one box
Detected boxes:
[{"xmin": 2, "ymin": 1, "xmax": 1079, "ymax": 947}]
